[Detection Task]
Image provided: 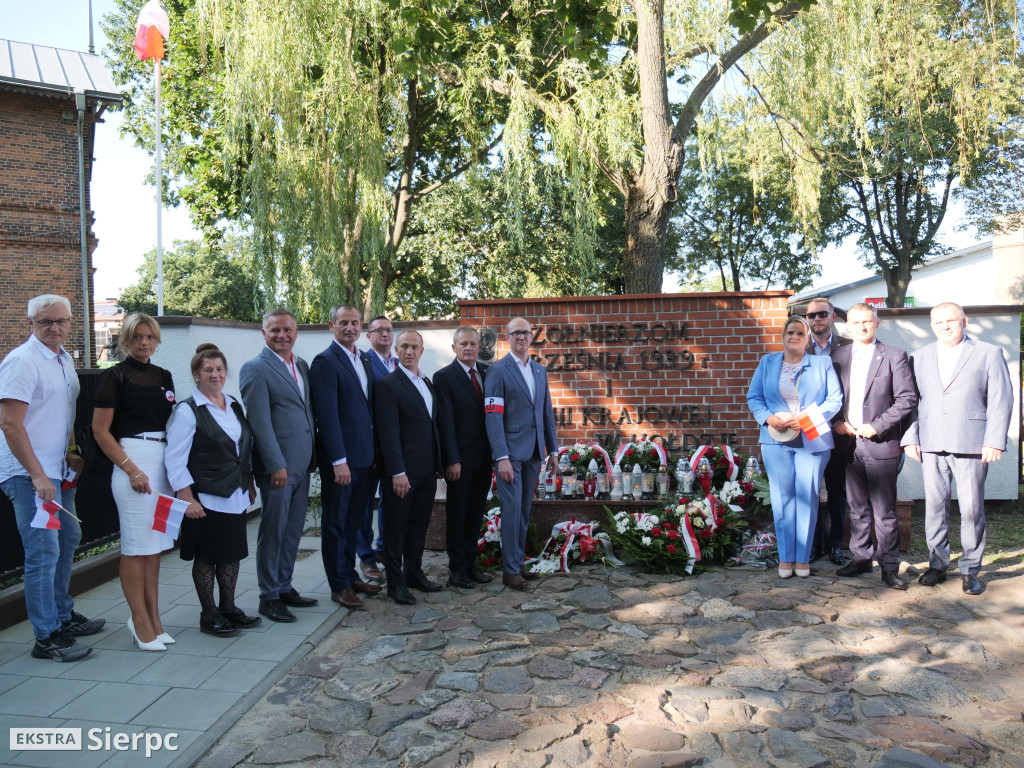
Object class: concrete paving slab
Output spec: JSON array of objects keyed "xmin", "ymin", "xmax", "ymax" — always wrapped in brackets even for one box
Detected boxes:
[
  {"xmin": 0, "ymin": 649, "xmax": 71, "ymax": 679},
  {"xmin": 129, "ymin": 654, "xmax": 228, "ymax": 688},
  {"xmin": 219, "ymin": 631, "xmax": 303, "ymax": 662},
  {"xmin": 198, "ymin": 658, "xmax": 277, "ymax": 693},
  {"xmin": 0, "ymin": 672, "xmax": 28, "ymax": 695},
  {"xmin": 96, "ymin": 727, "xmax": 203, "ymax": 768},
  {"xmin": 0, "ymin": 714, "xmax": 57, "ymax": 766},
  {"xmin": 158, "ymin": 627, "xmax": 243, "ymax": 657},
  {"xmin": 131, "ymin": 688, "xmax": 242, "ymax": 731},
  {"xmin": 0, "ymin": 622, "xmax": 37, "ymax": 645},
  {"xmin": 0, "ymin": 676, "xmax": 96, "ymax": 717},
  {"xmin": 52, "ymin": 681, "xmax": 170, "ymax": 722},
  {"xmin": 0, "ymin": 640, "xmax": 28, "ymax": 666},
  {"xmin": 55, "ymin": 648, "xmax": 162, "ymax": 682},
  {"xmin": 8, "ymin": 720, "xmax": 132, "ymax": 768}
]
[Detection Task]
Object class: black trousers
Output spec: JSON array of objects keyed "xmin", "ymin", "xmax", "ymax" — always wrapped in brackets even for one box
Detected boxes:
[
  {"xmin": 381, "ymin": 472, "xmax": 436, "ymax": 590},
  {"xmin": 846, "ymin": 449, "xmax": 901, "ymax": 569},
  {"xmin": 817, "ymin": 447, "xmax": 848, "ymax": 549},
  {"xmin": 445, "ymin": 459, "xmax": 492, "ymax": 573}
]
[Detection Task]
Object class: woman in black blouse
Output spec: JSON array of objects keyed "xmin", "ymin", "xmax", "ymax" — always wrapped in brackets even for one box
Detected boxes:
[{"xmin": 93, "ymin": 313, "xmax": 177, "ymax": 651}]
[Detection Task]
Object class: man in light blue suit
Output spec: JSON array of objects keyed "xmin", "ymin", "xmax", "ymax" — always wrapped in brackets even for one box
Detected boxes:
[
  {"xmin": 240, "ymin": 309, "xmax": 318, "ymax": 623},
  {"xmin": 484, "ymin": 317, "xmax": 558, "ymax": 590},
  {"xmin": 902, "ymin": 302, "xmax": 1013, "ymax": 596}
]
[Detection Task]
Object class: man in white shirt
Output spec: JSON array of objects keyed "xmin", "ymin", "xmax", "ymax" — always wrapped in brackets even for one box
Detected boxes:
[
  {"xmin": 831, "ymin": 304, "xmax": 917, "ymax": 589},
  {"xmin": 0, "ymin": 294, "xmax": 103, "ymax": 661},
  {"xmin": 372, "ymin": 330, "xmax": 443, "ymax": 605},
  {"xmin": 902, "ymin": 302, "xmax": 1013, "ymax": 596}
]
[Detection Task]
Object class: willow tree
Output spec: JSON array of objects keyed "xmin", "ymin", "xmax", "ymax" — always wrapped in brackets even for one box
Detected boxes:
[{"xmin": 737, "ymin": 0, "xmax": 1020, "ymax": 306}]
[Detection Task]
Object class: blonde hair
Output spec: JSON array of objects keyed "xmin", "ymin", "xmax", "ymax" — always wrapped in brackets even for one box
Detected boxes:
[{"xmin": 118, "ymin": 313, "xmax": 161, "ymax": 355}]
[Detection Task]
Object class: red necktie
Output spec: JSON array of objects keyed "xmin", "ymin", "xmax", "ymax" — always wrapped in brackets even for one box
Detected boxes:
[{"xmin": 470, "ymin": 368, "xmax": 483, "ymax": 400}]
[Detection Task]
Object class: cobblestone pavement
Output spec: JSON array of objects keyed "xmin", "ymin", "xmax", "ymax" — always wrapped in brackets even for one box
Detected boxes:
[{"xmin": 196, "ymin": 555, "xmax": 1024, "ymax": 768}]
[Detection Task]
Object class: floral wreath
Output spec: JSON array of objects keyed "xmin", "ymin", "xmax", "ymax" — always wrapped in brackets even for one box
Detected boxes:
[
  {"xmin": 613, "ymin": 438, "xmax": 668, "ymax": 469},
  {"xmin": 557, "ymin": 442, "xmax": 613, "ymax": 474}
]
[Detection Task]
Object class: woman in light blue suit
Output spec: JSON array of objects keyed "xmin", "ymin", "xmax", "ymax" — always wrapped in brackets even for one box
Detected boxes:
[{"xmin": 747, "ymin": 316, "xmax": 842, "ymax": 578}]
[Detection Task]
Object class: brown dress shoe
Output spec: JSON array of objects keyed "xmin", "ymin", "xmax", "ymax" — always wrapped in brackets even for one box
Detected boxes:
[
  {"xmin": 361, "ymin": 561, "xmax": 383, "ymax": 581},
  {"xmin": 331, "ymin": 589, "xmax": 364, "ymax": 609},
  {"xmin": 503, "ymin": 573, "xmax": 528, "ymax": 591},
  {"xmin": 352, "ymin": 579, "xmax": 383, "ymax": 595},
  {"xmin": 520, "ymin": 567, "xmax": 538, "ymax": 581}
]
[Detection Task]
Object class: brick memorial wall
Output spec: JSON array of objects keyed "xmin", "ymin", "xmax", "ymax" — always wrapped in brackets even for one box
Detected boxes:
[{"xmin": 458, "ymin": 292, "xmax": 792, "ymax": 461}]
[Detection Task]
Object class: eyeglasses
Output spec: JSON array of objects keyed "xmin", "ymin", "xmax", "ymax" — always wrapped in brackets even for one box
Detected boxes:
[
  {"xmin": 33, "ymin": 318, "xmax": 72, "ymax": 328},
  {"xmin": 507, "ymin": 330, "xmax": 532, "ymax": 339},
  {"xmin": 368, "ymin": 328, "xmax": 394, "ymax": 336},
  {"xmin": 804, "ymin": 311, "xmax": 831, "ymax": 320}
]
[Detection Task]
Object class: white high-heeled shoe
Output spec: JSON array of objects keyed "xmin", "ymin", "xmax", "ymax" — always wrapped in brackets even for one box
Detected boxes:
[
  {"xmin": 156, "ymin": 633, "xmax": 175, "ymax": 645},
  {"xmin": 127, "ymin": 616, "xmax": 166, "ymax": 651},
  {"xmin": 778, "ymin": 566, "xmax": 794, "ymax": 578}
]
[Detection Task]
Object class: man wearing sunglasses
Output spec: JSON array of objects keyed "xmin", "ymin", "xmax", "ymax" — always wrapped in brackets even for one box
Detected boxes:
[
  {"xmin": 484, "ymin": 317, "xmax": 558, "ymax": 590},
  {"xmin": 804, "ymin": 297, "xmax": 851, "ymax": 567}
]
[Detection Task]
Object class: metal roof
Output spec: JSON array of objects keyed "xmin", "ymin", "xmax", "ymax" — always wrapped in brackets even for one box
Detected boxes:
[{"xmin": 0, "ymin": 39, "xmax": 121, "ymax": 103}]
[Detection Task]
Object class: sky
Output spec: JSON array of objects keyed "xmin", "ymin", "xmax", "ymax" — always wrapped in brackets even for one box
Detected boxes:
[{"xmin": 3, "ymin": 1, "xmax": 981, "ymax": 303}]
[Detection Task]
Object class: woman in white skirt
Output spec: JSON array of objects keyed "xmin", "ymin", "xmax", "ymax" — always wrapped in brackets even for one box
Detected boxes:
[{"xmin": 92, "ymin": 313, "xmax": 177, "ymax": 651}]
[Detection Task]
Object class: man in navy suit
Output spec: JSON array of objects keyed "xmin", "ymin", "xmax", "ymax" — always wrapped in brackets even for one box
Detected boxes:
[
  {"xmin": 831, "ymin": 303, "xmax": 918, "ymax": 590},
  {"xmin": 902, "ymin": 302, "xmax": 1013, "ymax": 596},
  {"xmin": 434, "ymin": 327, "xmax": 493, "ymax": 589},
  {"xmin": 309, "ymin": 304, "xmax": 382, "ymax": 610},
  {"xmin": 373, "ymin": 330, "xmax": 443, "ymax": 605},
  {"xmin": 240, "ymin": 309, "xmax": 318, "ymax": 622},
  {"xmin": 484, "ymin": 317, "xmax": 558, "ymax": 590},
  {"xmin": 358, "ymin": 315, "xmax": 398, "ymax": 582}
]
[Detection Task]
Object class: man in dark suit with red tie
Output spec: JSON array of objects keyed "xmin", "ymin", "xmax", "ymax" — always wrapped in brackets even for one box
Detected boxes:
[
  {"xmin": 831, "ymin": 303, "xmax": 918, "ymax": 589},
  {"xmin": 373, "ymin": 330, "xmax": 443, "ymax": 605},
  {"xmin": 434, "ymin": 327, "xmax": 493, "ymax": 589},
  {"xmin": 309, "ymin": 304, "xmax": 383, "ymax": 610}
]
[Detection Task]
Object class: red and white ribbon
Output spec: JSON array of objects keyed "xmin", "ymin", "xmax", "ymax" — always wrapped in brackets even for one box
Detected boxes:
[
  {"xmin": 528, "ymin": 519, "xmax": 623, "ymax": 573},
  {"xmin": 477, "ymin": 512, "xmax": 501, "ymax": 552},
  {"xmin": 679, "ymin": 512, "xmax": 702, "ymax": 574},
  {"xmin": 690, "ymin": 444, "xmax": 739, "ymax": 481},
  {"xmin": 614, "ymin": 440, "xmax": 668, "ymax": 467}
]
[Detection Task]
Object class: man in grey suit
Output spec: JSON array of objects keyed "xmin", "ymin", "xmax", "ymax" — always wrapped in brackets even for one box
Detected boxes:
[
  {"xmin": 831, "ymin": 304, "xmax": 918, "ymax": 590},
  {"xmin": 902, "ymin": 302, "xmax": 1013, "ymax": 596},
  {"xmin": 484, "ymin": 317, "xmax": 557, "ymax": 590},
  {"xmin": 240, "ymin": 309, "xmax": 318, "ymax": 622}
]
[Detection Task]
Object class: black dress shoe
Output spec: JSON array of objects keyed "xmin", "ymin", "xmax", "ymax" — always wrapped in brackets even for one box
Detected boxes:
[
  {"xmin": 259, "ymin": 599, "xmax": 297, "ymax": 623},
  {"xmin": 881, "ymin": 570, "xmax": 908, "ymax": 590},
  {"xmin": 836, "ymin": 559, "xmax": 872, "ymax": 577},
  {"xmin": 520, "ymin": 568, "xmax": 539, "ymax": 582},
  {"xmin": 917, "ymin": 567, "xmax": 947, "ymax": 587},
  {"xmin": 829, "ymin": 547, "xmax": 847, "ymax": 566},
  {"xmin": 200, "ymin": 614, "xmax": 240, "ymax": 637},
  {"xmin": 407, "ymin": 574, "xmax": 443, "ymax": 592},
  {"xmin": 388, "ymin": 587, "xmax": 417, "ymax": 605},
  {"xmin": 467, "ymin": 566, "xmax": 493, "ymax": 584},
  {"xmin": 448, "ymin": 571, "xmax": 474, "ymax": 589},
  {"xmin": 808, "ymin": 546, "xmax": 823, "ymax": 564},
  {"xmin": 962, "ymin": 574, "xmax": 984, "ymax": 596},
  {"xmin": 280, "ymin": 589, "xmax": 318, "ymax": 608},
  {"xmin": 220, "ymin": 607, "xmax": 262, "ymax": 628}
]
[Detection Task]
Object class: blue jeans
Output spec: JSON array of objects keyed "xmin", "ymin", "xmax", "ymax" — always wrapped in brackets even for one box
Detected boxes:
[{"xmin": 1, "ymin": 476, "xmax": 81, "ymax": 640}]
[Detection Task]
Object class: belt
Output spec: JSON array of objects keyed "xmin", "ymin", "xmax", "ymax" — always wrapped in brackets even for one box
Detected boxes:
[{"xmin": 126, "ymin": 435, "xmax": 167, "ymax": 443}]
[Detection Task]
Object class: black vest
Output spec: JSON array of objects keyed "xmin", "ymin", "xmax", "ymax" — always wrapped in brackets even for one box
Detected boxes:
[{"xmin": 183, "ymin": 397, "xmax": 253, "ymax": 499}]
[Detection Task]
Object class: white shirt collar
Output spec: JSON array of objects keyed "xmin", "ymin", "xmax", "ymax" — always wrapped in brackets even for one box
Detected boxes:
[
  {"xmin": 192, "ymin": 388, "xmax": 236, "ymax": 409},
  {"xmin": 398, "ymin": 364, "xmax": 424, "ymax": 382},
  {"xmin": 268, "ymin": 347, "xmax": 295, "ymax": 367},
  {"xmin": 27, "ymin": 334, "xmax": 65, "ymax": 360},
  {"xmin": 457, "ymin": 359, "xmax": 477, "ymax": 374}
]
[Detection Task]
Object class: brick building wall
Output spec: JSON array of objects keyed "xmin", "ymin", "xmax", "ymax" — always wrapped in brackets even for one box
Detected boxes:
[
  {"xmin": 0, "ymin": 88, "xmax": 98, "ymax": 365},
  {"xmin": 458, "ymin": 293, "xmax": 791, "ymax": 462}
]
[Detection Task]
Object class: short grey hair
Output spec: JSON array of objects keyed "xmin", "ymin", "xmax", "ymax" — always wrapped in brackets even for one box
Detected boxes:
[
  {"xmin": 453, "ymin": 326, "xmax": 480, "ymax": 343},
  {"xmin": 28, "ymin": 294, "xmax": 72, "ymax": 318}
]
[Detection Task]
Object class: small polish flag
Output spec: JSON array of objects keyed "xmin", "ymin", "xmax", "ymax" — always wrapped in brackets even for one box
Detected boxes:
[
  {"xmin": 151, "ymin": 494, "xmax": 189, "ymax": 540},
  {"xmin": 31, "ymin": 498, "xmax": 62, "ymax": 530},
  {"xmin": 484, "ymin": 397, "xmax": 504, "ymax": 414},
  {"xmin": 797, "ymin": 403, "xmax": 831, "ymax": 442},
  {"xmin": 134, "ymin": 0, "xmax": 170, "ymax": 61},
  {"xmin": 62, "ymin": 467, "xmax": 78, "ymax": 491}
]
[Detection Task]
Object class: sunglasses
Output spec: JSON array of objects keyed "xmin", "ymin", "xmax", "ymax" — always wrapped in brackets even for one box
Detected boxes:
[{"xmin": 804, "ymin": 311, "xmax": 831, "ymax": 320}]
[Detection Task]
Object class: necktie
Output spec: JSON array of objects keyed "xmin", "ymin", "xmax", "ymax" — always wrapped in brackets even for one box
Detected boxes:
[{"xmin": 469, "ymin": 368, "xmax": 483, "ymax": 400}]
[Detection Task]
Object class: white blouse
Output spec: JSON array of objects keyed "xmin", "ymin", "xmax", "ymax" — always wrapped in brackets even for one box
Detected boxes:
[{"xmin": 165, "ymin": 388, "xmax": 251, "ymax": 514}]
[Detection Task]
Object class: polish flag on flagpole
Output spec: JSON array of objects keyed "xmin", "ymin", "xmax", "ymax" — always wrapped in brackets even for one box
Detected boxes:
[
  {"xmin": 134, "ymin": 0, "xmax": 170, "ymax": 60},
  {"xmin": 151, "ymin": 494, "xmax": 189, "ymax": 540},
  {"xmin": 797, "ymin": 403, "xmax": 831, "ymax": 442},
  {"xmin": 31, "ymin": 498, "xmax": 62, "ymax": 530}
]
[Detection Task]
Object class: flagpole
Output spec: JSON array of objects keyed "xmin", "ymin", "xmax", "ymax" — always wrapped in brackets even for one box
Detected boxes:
[{"xmin": 155, "ymin": 57, "xmax": 164, "ymax": 316}]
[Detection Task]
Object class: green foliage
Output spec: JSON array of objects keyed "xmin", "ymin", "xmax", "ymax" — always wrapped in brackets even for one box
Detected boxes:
[{"xmin": 117, "ymin": 237, "xmax": 267, "ymax": 321}]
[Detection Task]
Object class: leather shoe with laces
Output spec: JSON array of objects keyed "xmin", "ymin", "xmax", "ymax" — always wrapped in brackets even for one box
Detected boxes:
[
  {"xmin": 408, "ymin": 573, "xmax": 443, "ymax": 592},
  {"xmin": 829, "ymin": 547, "xmax": 846, "ymax": 566},
  {"xmin": 259, "ymin": 599, "xmax": 296, "ymax": 623},
  {"xmin": 836, "ymin": 559, "xmax": 872, "ymax": 577},
  {"xmin": 520, "ymin": 568, "xmax": 539, "ymax": 582},
  {"xmin": 352, "ymin": 579, "xmax": 383, "ymax": 595},
  {"xmin": 962, "ymin": 574, "xmax": 984, "ymax": 595},
  {"xmin": 331, "ymin": 589, "xmax": 364, "ymax": 609},
  {"xmin": 467, "ymin": 565, "xmax": 493, "ymax": 583},
  {"xmin": 448, "ymin": 571, "xmax": 474, "ymax": 589},
  {"xmin": 503, "ymin": 573, "xmax": 528, "ymax": 591},
  {"xmin": 360, "ymin": 561, "xmax": 384, "ymax": 582},
  {"xmin": 388, "ymin": 587, "xmax": 417, "ymax": 605},
  {"xmin": 221, "ymin": 607, "xmax": 262, "ymax": 628},
  {"xmin": 280, "ymin": 589, "xmax": 318, "ymax": 607},
  {"xmin": 200, "ymin": 614, "xmax": 240, "ymax": 637},
  {"xmin": 917, "ymin": 567, "xmax": 947, "ymax": 587},
  {"xmin": 881, "ymin": 570, "xmax": 908, "ymax": 590}
]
